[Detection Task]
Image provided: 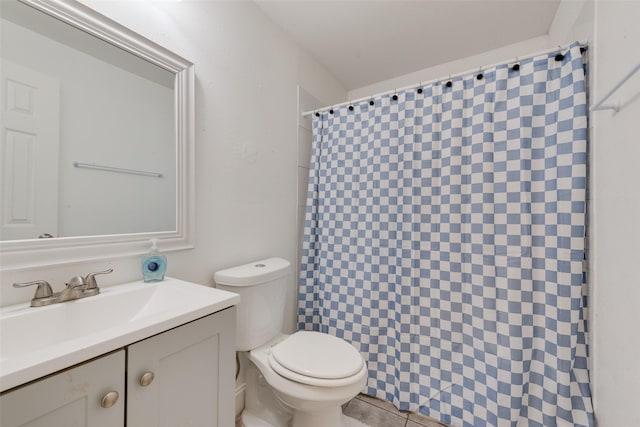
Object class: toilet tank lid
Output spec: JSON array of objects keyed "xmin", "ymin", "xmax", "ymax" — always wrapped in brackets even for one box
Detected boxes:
[{"xmin": 214, "ymin": 257, "xmax": 290, "ymax": 286}]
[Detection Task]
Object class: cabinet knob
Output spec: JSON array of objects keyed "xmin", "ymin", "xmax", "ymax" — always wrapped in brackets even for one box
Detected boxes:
[
  {"xmin": 139, "ymin": 371, "xmax": 155, "ymax": 387},
  {"xmin": 101, "ymin": 391, "xmax": 119, "ymax": 408}
]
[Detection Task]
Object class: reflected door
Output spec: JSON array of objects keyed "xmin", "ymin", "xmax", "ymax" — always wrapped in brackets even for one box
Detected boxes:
[{"xmin": 1, "ymin": 60, "xmax": 60, "ymax": 240}]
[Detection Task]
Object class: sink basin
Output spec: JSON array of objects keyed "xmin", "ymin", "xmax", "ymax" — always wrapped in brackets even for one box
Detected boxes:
[{"xmin": 0, "ymin": 278, "xmax": 239, "ymax": 392}]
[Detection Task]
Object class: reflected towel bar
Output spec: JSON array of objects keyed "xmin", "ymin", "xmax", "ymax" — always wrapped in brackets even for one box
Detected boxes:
[{"xmin": 73, "ymin": 162, "xmax": 163, "ymax": 178}]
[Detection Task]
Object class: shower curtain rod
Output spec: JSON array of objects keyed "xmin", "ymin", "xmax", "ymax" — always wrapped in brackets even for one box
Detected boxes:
[{"xmin": 301, "ymin": 41, "xmax": 588, "ymax": 118}]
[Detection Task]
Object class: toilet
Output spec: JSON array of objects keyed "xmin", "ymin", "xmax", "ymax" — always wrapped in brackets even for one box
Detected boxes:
[{"xmin": 214, "ymin": 258, "xmax": 367, "ymax": 427}]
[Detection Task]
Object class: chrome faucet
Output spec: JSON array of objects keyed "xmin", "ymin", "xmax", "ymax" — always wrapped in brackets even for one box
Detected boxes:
[{"xmin": 13, "ymin": 268, "xmax": 113, "ymax": 307}]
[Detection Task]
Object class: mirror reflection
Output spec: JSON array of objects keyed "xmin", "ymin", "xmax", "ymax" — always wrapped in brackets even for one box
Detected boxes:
[{"xmin": 0, "ymin": 0, "xmax": 176, "ymax": 241}]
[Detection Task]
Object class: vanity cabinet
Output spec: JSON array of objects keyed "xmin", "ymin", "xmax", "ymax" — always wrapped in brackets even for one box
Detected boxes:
[
  {"xmin": 127, "ymin": 307, "xmax": 236, "ymax": 426},
  {"xmin": 0, "ymin": 308, "xmax": 236, "ymax": 427},
  {"xmin": 0, "ymin": 350, "xmax": 125, "ymax": 427}
]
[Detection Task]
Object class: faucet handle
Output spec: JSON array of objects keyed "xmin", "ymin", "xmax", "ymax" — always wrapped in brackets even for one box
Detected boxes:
[
  {"xmin": 13, "ymin": 280, "xmax": 54, "ymax": 306},
  {"xmin": 84, "ymin": 268, "xmax": 114, "ymax": 289},
  {"xmin": 66, "ymin": 276, "xmax": 86, "ymax": 288}
]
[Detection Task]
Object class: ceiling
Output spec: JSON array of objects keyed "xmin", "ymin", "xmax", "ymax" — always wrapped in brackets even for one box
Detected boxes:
[{"xmin": 254, "ymin": 0, "xmax": 561, "ymax": 91}]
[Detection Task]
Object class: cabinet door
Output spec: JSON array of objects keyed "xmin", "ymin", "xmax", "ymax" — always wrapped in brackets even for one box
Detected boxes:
[
  {"xmin": 0, "ymin": 350, "xmax": 124, "ymax": 427},
  {"xmin": 127, "ymin": 307, "xmax": 236, "ymax": 427}
]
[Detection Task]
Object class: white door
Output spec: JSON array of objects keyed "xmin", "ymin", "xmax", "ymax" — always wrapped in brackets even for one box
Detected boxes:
[
  {"xmin": 0, "ymin": 60, "xmax": 60, "ymax": 240},
  {"xmin": 0, "ymin": 350, "xmax": 125, "ymax": 427}
]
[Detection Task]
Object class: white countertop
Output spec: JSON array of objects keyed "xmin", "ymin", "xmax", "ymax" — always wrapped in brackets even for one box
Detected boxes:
[{"xmin": 0, "ymin": 278, "xmax": 239, "ymax": 392}]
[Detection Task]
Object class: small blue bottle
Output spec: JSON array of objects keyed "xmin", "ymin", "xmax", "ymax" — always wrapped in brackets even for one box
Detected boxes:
[{"xmin": 142, "ymin": 238, "xmax": 167, "ymax": 282}]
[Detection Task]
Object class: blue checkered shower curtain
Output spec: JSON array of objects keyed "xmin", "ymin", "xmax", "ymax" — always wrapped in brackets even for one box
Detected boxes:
[{"xmin": 298, "ymin": 43, "xmax": 592, "ymax": 427}]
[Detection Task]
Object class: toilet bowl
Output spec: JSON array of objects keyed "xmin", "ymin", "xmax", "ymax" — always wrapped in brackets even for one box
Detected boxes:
[
  {"xmin": 214, "ymin": 258, "xmax": 367, "ymax": 427},
  {"xmin": 247, "ymin": 332, "xmax": 367, "ymax": 427}
]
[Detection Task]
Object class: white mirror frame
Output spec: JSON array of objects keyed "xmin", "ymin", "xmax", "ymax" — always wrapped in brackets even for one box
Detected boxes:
[{"xmin": 0, "ymin": 0, "xmax": 195, "ymax": 271}]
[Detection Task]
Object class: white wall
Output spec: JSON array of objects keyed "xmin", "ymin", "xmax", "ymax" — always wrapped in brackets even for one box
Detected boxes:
[
  {"xmin": 76, "ymin": 0, "xmax": 347, "ymax": 334},
  {"xmin": 590, "ymin": 1, "xmax": 640, "ymax": 426},
  {"xmin": 0, "ymin": 0, "xmax": 346, "ymax": 334}
]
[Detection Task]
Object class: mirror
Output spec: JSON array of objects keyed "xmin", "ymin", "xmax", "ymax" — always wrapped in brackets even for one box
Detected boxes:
[{"xmin": 0, "ymin": 0, "xmax": 194, "ymax": 270}]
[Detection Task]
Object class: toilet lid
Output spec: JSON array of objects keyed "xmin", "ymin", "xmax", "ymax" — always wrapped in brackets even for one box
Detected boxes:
[{"xmin": 270, "ymin": 331, "xmax": 363, "ymax": 380}]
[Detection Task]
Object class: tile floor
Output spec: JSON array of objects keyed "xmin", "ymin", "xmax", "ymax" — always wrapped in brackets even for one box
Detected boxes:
[{"xmin": 344, "ymin": 394, "xmax": 449, "ymax": 427}]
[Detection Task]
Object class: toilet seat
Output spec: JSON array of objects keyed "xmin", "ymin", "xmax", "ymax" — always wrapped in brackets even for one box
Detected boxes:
[{"xmin": 268, "ymin": 331, "xmax": 366, "ymax": 387}]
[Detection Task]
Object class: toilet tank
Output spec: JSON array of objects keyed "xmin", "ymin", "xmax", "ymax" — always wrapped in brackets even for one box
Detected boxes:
[{"xmin": 214, "ymin": 257, "xmax": 290, "ymax": 351}]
